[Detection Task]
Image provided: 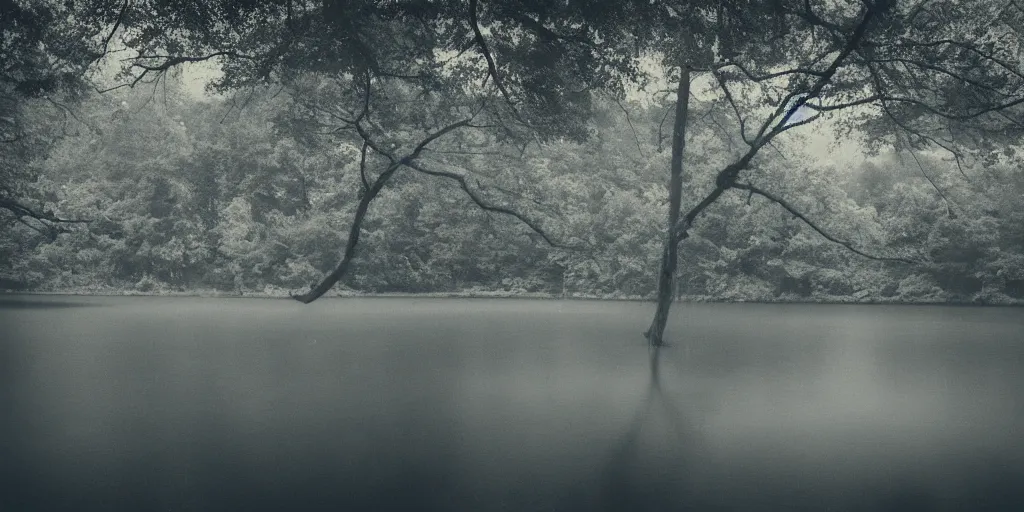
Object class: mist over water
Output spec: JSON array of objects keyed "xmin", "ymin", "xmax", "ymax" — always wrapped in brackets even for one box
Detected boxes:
[{"xmin": 2, "ymin": 297, "xmax": 1023, "ymax": 511}]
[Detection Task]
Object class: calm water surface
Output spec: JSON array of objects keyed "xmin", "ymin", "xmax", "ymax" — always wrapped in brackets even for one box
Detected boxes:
[{"xmin": 1, "ymin": 296, "xmax": 1022, "ymax": 511}]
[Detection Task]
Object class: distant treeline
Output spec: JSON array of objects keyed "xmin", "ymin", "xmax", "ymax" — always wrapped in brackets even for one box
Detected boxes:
[{"xmin": 3, "ymin": 84, "xmax": 1023, "ymax": 304}]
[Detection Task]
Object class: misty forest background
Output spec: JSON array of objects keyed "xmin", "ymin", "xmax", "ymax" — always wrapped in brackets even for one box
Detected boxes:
[{"xmin": 4, "ymin": 75, "xmax": 1022, "ymax": 304}]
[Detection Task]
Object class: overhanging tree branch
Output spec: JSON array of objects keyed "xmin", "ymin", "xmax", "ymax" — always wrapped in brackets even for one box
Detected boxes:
[
  {"xmin": 805, "ymin": 94, "xmax": 881, "ymax": 111},
  {"xmin": 469, "ymin": 0, "xmax": 526, "ymax": 126},
  {"xmin": 731, "ymin": 182, "xmax": 919, "ymax": 264},
  {"xmin": 861, "ymin": 59, "xmax": 976, "ymax": 180},
  {"xmin": 713, "ymin": 61, "xmax": 828, "ymax": 81},
  {"xmin": 97, "ymin": 0, "xmax": 131, "ymax": 62},
  {"xmin": 0, "ymin": 197, "xmax": 91, "ymax": 225},
  {"xmin": 403, "ymin": 160, "xmax": 563, "ymax": 247},
  {"xmin": 120, "ymin": 51, "xmax": 255, "ymax": 89},
  {"xmin": 874, "ymin": 37, "xmax": 1024, "ymax": 83},
  {"xmin": 710, "ymin": 68, "xmax": 751, "ymax": 145}
]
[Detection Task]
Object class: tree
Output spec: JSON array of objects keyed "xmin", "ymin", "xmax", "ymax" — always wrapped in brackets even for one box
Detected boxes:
[
  {"xmin": 93, "ymin": 0, "xmax": 1024, "ymax": 344},
  {"xmin": 637, "ymin": 0, "xmax": 1024, "ymax": 344}
]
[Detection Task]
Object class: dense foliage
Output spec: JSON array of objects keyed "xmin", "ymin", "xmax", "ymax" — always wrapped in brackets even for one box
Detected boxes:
[{"xmin": 3, "ymin": 81, "xmax": 1021, "ymax": 304}]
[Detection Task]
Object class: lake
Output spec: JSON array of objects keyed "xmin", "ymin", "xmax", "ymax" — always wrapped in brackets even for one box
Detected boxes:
[{"xmin": 2, "ymin": 296, "xmax": 1022, "ymax": 511}]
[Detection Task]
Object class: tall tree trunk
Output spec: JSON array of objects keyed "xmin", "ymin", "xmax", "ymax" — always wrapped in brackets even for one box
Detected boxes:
[{"xmin": 644, "ymin": 65, "xmax": 691, "ymax": 346}]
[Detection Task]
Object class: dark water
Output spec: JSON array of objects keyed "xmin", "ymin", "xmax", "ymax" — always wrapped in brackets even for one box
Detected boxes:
[{"xmin": 1, "ymin": 296, "xmax": 1022, "ymax": 511}]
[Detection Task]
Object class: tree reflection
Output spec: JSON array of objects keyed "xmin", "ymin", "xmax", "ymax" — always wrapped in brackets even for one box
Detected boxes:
[{"xmin": 598, "ymin": 345, "xmax": 703, "ymax": 511}]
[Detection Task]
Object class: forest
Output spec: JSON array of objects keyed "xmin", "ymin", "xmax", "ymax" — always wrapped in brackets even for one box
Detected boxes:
[
  {"xmin": 4, "ymin": 79, "xmax": 1022, "ymax": 305},
  {"xmin": 3, "ymin": 0, "xmax": 1024, "ymax": 320}
]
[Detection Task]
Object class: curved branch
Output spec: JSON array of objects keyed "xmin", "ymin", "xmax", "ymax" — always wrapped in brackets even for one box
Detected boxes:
[
  {"xmin": 804, "ymin": 94, "xmax": 881, "ymax": 111},
  {"xmin": 876, "ymin": 38, "xmax": 1024, "ymax": 83},
  {"xmin": 861, "ymin": 59, "xmax": 974, "ymax": 180},
  {"xmin": 870, "ymin": 57, "xmax": 1016, "ymax": 97},
  {"xmin": 132, "ymin": 51, "xmax": 255, "ymax": 71},
  {"xmin": 713, "ymin": 61, "xmax": 828, "ymax": 81},
  {"xmin": 405, "ymin": 119, "xmax": 474, "ymax": 161},
  {"xmin": 0, "ymin": 197, "xmax": 91, "ymax": 225},
  {"xmin": 904, "ymin": 140, "xmax": 959, "ymax": 216},
  {"xmin": 121, "ymin": 51, "xmax": 255, "ymax": 89},
  {"xmin": 878, "ymin": 95, "xmax": 1024, "ymax": 122},
  {"xmin": 710, "ymin": 68, "xmax": 750, "ymax": 145},
  {"xmin": 403, "ymin": 160, "xmax": 563, "ymax": 248},
  {"xmin": 609, "ymin": 95, "xmax": 645, "ymax": 157},
  {"xmin": 468, "ymin": 0, "xmax": 529, "ymax": 127},
  {"xmin": 97, "ymin": 0, "xmax": 131, "ymax": 62},
  {"xmin": 731, "ymin": 182, "xmax": 918, "ymax": 264},
  {"xmin": 291, "ymin": 161, "xmax": 401, "ymax": 304},
  {"xmin": 45, "ymin": 97, "xmax": 101, "ymax": 134},
  {"xmin": 295, "ymin": 99, "xmax": 487, "ymax": 303}
]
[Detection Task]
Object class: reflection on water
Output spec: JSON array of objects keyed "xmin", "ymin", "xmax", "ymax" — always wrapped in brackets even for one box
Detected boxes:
[
  {"xmin": 599, "ymin": 345, "xmax": 706, "ymax": 511},
  {"xmin": 2, "ymin": 297, "xmax": 1023, "ymax": 511}
]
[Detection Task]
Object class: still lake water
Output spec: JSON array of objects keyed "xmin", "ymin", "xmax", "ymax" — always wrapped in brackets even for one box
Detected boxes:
[{"xmin": 1, "ymin": 296, "xmax": 1022, "ymax": 511}]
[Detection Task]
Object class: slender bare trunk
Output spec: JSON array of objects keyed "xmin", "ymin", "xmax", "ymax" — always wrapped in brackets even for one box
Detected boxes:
[{"xmin": 644, "ymin": 66, "xmax": 691, "ymax": 346}]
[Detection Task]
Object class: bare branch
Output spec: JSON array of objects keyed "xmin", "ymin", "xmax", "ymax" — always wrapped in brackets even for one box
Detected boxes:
[
  {"xmin": 710, "ymin": 68, "xmax": 751, "ymax": 145},
  {"xmin": 133, "ymin": 51, "xmax": 255, "ymax": 70},
  {"xmin": 94, "ymin": 82, "xmax": 133, "ymax": 93},
  {"xmin": 14, "ymin": 216, "xmax": 54, "ymax": 238},
  {"xmin": 403, "ymin": 160, "xmax": 563, "ymax": 247},
  {"xmin": 877, "ymin": 38, "xmax": 1024, "ymax": 83},
  {"xmin": 805, "ymin": 94, "xmax": 881, "ymax": 111},
  {"xmin": 97, "ymin": 0, "xmax": 131, "ymax": 61},
  {"xmin": 0, "ymin": 197, "xmax": 91, "ymax": 226},
  {"xmin": 609, "ymin": 95, "xmax": 646, "ymax": 157},
  {"xmin": 879, "ymin": 95, "xmax": 1024, "ymax": 122},
  {"xmin": 468, "ymin": 0, "xmax": 527, "ymax": 127},
  {"xmin": 903, "ymin": 139, "xmax": 959, "ymax": 216},
  {"xmin": 731, "ymin": 182, "xmax": 918, "ymax": 264},
  {"xmin": 116, "ymin": 51, "xmax": 255, "ymax": 90},
  {"xmin": 405, "ymin": 118, "xmax": 475, "ymax": 161},
  {"xmin": 713, "ymin": 61, "xmax": 828, "ymax": 81},
  {"xmin": 707, "ymin": 111, "xmax": 741, "ymax": 151},
  {"xmin": 351, "ymin": 72, "xmax": 398, "ymax": 162},
  {"xmin": 44, "ymin": 97, "xmax": 101, "ymax": 134},
  {"xmin": 869, "ymin": 57, "xmax": 1016, "ymax": 96}
]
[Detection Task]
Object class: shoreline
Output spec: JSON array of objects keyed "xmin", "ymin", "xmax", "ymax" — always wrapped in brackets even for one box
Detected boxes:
[{"xmin": 3, "ymin": 289, "xmax": 1022, "ymax": 307}]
